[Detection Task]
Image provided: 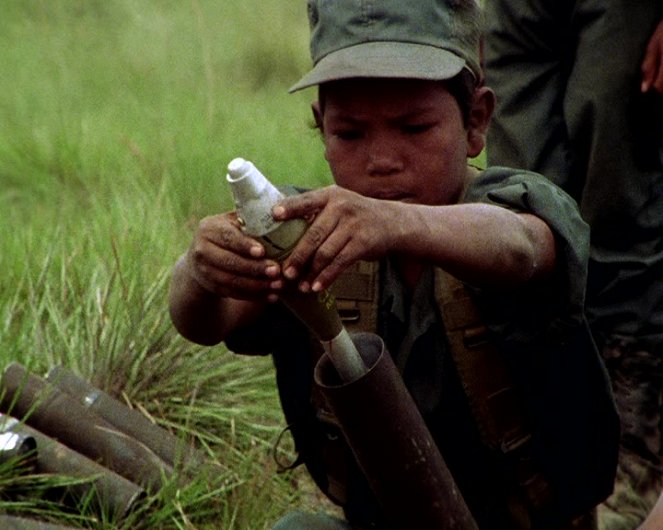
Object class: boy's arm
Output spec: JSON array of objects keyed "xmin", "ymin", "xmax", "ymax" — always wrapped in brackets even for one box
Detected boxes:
[
  {"xmin": 168, "ymin": 253, "xmax": 267, "ymax": 346},
  {"xmin": 389, "ymin": 203, "xmax": 555, "ymax": 287},
  {"xmin": 273, "ymin": 186, "xmax": 556, "ymax": 292}
]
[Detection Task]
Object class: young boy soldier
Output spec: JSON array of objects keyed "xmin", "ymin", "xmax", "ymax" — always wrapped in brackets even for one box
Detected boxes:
[{"xmin": 169, "ymin": 1, "xmax": 619, "ymax": 528}]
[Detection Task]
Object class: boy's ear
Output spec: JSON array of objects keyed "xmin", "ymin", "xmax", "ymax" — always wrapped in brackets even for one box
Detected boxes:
[
  {"xmin": 466, "ymin": 86, "xmax": 495, "ymax": 158},
  {"xmin": 311, "ymin": 101, "xmax": 324, "ymax": 132}
]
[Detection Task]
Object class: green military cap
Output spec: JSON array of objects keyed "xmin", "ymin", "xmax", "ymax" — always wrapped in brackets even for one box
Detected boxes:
[{"xmin": 290, "ymin": 0, "xmax": 483, "ymax": 92}]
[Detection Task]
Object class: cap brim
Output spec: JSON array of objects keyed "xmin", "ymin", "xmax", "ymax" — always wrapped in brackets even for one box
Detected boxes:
[{"xmin": 289, "ymin": 41, "xmax": 466, "ymax": 92}]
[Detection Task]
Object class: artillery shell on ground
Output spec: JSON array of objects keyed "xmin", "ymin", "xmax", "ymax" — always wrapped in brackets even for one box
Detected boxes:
[
  {"xmin": 0, "ymin": 363, "xmax": 172, "ymax": 492},
  {"xmin": 45, "ymin": 365, "xmax": 208, "ymax": 473},
  {"xmin": 0, "ymin": 414, "xmax": 145, "ymax": 517},
  {"xmin": 0, "ymin": 514, "xmax": 78, "ymax": 529}
]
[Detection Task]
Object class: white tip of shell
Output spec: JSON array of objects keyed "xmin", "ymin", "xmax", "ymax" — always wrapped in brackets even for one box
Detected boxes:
[{"xmin": 227, "ymin": 157, "xmax": 250, "ymax": 179}]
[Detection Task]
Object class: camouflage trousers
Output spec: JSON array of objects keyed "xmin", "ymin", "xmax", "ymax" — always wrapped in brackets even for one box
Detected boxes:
[{"xmin": 597, "ymin": 336, "xmax": 663, "ymax": 530}]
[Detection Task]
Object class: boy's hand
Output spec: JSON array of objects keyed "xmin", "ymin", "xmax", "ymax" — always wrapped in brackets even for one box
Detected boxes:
[
  {"xmin": 273, "ymin": 186, "xmax": 397, "ymax": 292},
  {"xmin": 642, "ymin": 19, "xmax": 663, "ymax": 93},
  {"xmin": 186, "ymin": 211, "xmax": 283, "ymax": 302}
]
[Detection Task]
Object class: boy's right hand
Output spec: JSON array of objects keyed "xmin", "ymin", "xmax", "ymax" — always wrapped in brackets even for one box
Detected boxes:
[{"xmin": 185, "ymin": 211, "xmax": 284, "ymax": 302}]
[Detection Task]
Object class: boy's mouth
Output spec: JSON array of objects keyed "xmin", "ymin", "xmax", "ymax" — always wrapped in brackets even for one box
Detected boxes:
[{"xmin": 370, "ymin": 191, "xmax": 414, "ymax": 202}]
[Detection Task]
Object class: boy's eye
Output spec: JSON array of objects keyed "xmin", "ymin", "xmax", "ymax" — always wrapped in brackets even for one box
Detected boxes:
[
  {"xmin": 333, "ymin": 129, "xmax": 363, "ymax": 141},
  {"xmin": 401, "ymin": 123, "xmax": 434, "ymax": 135}
]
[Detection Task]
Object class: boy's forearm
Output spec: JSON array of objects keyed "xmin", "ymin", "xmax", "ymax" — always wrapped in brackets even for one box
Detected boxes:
[
  {"xmin": 393, "ymin": 203, "xmax": 556, "ymax": 287},
  {"xmin": 168, "ymin": 254, "xmax": 225, "ymax": 345},
  {"xmin": 168, "ymin": 254, "xmax": 260, "ymax": 346}
]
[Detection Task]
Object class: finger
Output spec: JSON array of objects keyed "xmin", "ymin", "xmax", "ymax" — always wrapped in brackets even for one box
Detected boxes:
[
  {"xmin": 282, "ymin": 214, "xmax": 340, "ymax": 281},
  {"xmin": 641, "ymin": 28, "xmax": 663, "ymax": 93},
  {"xmin": 191, "ymin": 250, "xmax": 283, "ymax": 301},
  {"xmin": 308, "ymin": 233, "xmax": 356, "ymax": 292},
  {"xmin": 214, "ymin": 271, "xmax": 283, "ymax": 301},
  {"xmin": 199, "ymin": 215, "xmax": 265, "ymax": 258},
  {"xmin": 273, "ymin": 189, "xmax": 328, "ymax": 221},
  {"xmin": 193, "ymin": 238, "xmax": 280, "ymax": 281},
  {"xmin": 641, "ymin": 53, "xmax": 656, "ymax": 92}
]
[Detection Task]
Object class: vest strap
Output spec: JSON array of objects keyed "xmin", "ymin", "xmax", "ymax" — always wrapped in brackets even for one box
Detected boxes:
[{"xmin": 434, "ymin": 269, "xmax": 531, "ymax": 453}]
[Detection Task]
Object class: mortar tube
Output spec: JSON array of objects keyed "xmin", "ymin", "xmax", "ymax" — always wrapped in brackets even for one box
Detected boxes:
[
  {"xmin": 45, "ymin": 365, "xmax": 210, "ymax": 474},
  {"xmin": 0, "ymin": 414, "xmax": 145, "ymax": 518},
  {"xmin": 0, "ymin": 363, "xmax": 172, "ymax": 493},
  {"xmin": 314, "ymin": 332, "xmax": 477, "ymax": 530}
]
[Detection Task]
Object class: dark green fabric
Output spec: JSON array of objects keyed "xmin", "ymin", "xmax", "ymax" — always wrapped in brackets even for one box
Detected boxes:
[
  {"xmin": 465, "ymin": 170, "xmax": 619, "ymax": 523},
  {"xmin": 465, "ymin": 168, "xmax": 591, "ymax": 342},
  {"xmin": 290, "ymin": 0, "xmax": 481, "ymax": 91},
  {"xmin": 484, "ymin": 0, "xmax": 663, "ymax": 348}
]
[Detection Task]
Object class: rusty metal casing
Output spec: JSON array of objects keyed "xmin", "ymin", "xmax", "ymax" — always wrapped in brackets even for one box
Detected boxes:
[
  {"xmin": 314, "ymin": 332, "xmax": 478, "ymax": 530},
  {"xmin": 0, "ymin": 413, "xmax": 144, "ymax": 518},
  {"xmin": 45, "ymin": 365, "xmax": 209, "ymax": 474},
  {"xmin": 0, "ymin": 363, "xmax": 172, "ymax": 493},
  {"xmin": 0, "ymin": 515, "xmax": 78, "ymax": 530}
]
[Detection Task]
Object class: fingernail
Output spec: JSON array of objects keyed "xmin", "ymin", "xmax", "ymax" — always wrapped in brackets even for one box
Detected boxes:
[
  {"xmin": 284, "ymin": 266, "xmax": 297, "ymax": 279},
  {"xmin": 270, "ymin": 280, "xmax": 283, "ymax": 290},
  {"xmin": 273, "ymin": 205, "xmax": 285, "ymax": 218},
  {"xmin": 250, "ymin": 245, "xmax": 264, "ymax": 257},
  {"xmin": 312, "ymin": 281, "xmax": 323, "ymax": 292},
  {"xmin": 265, "ymin": 264, "xmax": 280, "ymax": 277},
  {"xmin": 299, "ymin": 281, "xmax": 310, "ymax": 293}
]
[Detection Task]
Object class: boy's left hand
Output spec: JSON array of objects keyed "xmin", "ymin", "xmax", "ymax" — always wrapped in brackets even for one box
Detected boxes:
[
  {"xmin": 642, "ymin": 19, "xmax": 663, "ymax": 94},
  {"xmin": 273, "ymin": 185, "xmax": 398, "ymax": 292}
]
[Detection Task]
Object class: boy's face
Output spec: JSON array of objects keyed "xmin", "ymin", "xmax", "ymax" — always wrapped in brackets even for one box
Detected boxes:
[{"xmin": 314, "ymin": 78, "xmax": 489, "ymax": 206}]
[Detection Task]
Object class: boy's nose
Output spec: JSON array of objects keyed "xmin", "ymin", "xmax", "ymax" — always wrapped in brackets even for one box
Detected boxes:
[{"xmin": 366, "ymin": 138, "xmax": 403, "ymax": 175}]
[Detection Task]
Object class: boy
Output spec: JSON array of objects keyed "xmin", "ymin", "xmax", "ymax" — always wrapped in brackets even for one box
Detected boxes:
[{"xmin": 169, "ymin": 1, "xmax": 618, "ymax": 528}]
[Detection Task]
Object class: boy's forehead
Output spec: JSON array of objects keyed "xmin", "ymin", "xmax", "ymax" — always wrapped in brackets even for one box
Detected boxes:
[
  {"xmin": 321, "ymin": 78, "xmax": 454, "ymax": 115},
  {"xmin": 322, "ymin": 77, "xmax": 450, "ymax": 96}
]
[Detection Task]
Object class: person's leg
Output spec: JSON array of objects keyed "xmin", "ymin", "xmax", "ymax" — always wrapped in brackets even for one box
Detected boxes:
[
  {"xmin": 564, "ymin": 0, "xmax": 663, "ymax": 232},
  {"xmin": 484, "ymin": 0, "xmax": 575, "ymax": 188},
  {"xmin": 597, "ymin": 337, "xmax": 663, "ymax": 530},
  {"xmin": 563, "ymin": 4, "xmax": 663, "ymax": 525}
]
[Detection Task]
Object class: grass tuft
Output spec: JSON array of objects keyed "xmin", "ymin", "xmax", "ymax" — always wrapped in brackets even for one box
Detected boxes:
[{"xmin": 0, "ymin": 1, "xmax": 335, "ymax": 528}]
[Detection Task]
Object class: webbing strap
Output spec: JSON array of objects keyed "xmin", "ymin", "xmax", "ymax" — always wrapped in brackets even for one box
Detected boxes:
[
  {"xmin": 331, "ymin": 260, "xmax": 379, "ymax": 335},
  {"xmin": 434, "ymin": 269, "xmax": 531, "ymax": 453},
  {"xmin": 434, "ymin": 270, "xmax": 554, "ymax": 515}
]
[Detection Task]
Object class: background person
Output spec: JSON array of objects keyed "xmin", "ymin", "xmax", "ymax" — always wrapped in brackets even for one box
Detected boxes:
[{"xmin": 484, "ymin": 2, "xmax": 663, "ymax": 528}]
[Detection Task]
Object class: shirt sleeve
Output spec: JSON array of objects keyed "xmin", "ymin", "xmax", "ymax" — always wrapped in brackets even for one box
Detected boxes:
[{"xmin": 463, "ymin": 166, "xmax": 591, "ymax": 344}]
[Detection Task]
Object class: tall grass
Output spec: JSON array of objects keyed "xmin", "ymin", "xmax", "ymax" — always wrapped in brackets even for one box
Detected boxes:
[{"xmin": 0, "ymin": 1, "xmax": 333, "ymax": 528}]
